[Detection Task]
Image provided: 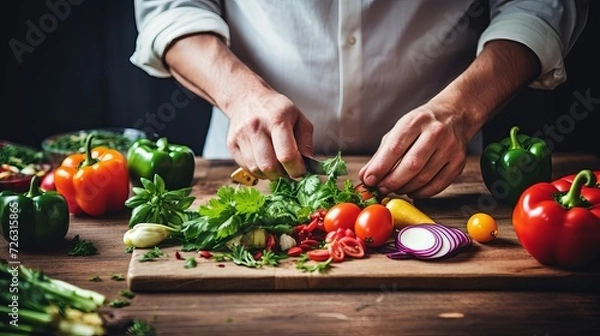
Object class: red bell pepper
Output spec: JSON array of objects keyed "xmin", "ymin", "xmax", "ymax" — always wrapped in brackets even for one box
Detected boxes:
[
  {"xmin": 512, "ymin": 169, "xmax": 600, "ymax": 269},
  {"xmin": 54, "ymin": 134, "xmax": 129, "ymax": 216}
]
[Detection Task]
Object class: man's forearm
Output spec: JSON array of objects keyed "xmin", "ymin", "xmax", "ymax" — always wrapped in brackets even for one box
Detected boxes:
[
  {"xmin": 430, "ymin": 39, "xmax": 541, "ymax": 139},
  {"xmin": 164, "ymin": 33, "xmax": 273, "ymax": 116}
]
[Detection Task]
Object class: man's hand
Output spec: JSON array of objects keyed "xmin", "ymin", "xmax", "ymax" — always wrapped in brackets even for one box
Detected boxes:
[
  {"xmin": 164, "ymin": 34, "xmax": 313, "ymax": 180},
  {"xmin": 359, "ymin": 103, "xmax": 469, "ymax": 198},
  {"xmin": 360, "ymin": 40, "xmax": 541, "ymax": 199},
  {"xmin": 226, "ymin": 91, "xmax": 313, "ymax": 180}
]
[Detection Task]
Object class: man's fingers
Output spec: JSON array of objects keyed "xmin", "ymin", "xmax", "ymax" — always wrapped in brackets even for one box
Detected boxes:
[
  {"xmin": 375, "ymin": 133, "xmax": 436, "ymax": 195},
  {"xmin": 251, "ymin": 134, "xmax": 286, "ymax": 180},
  {"xmin": 408, "ymin": 157, "xmax": 466, "ymax": 199},
  {"xmin": 295, "ymin": 115, "xmax": 315, "ymax": 158},
  {"xmin": 360, "ymin": 128, "xmax": 419, "ymax": 187},
  {"xmin": 271, "ymin": 120, "xmax": 307, "ymax": 178}
]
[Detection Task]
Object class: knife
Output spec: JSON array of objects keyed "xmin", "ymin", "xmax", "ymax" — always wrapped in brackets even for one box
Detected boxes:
[{"xmin": 230, "ymin": 154, "xmax": 346, "ymax": 186}]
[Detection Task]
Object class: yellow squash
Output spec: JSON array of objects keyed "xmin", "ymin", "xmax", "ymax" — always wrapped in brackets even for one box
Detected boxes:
[{"xmin": 384, "ymin": 198, "xmax": 435, "ymax": 229}]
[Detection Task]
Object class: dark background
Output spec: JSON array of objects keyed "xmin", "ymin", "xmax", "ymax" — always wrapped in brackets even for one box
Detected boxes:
[{"xmin": 1, "ymin": 0, "xmax": 599, "ymax": 157}]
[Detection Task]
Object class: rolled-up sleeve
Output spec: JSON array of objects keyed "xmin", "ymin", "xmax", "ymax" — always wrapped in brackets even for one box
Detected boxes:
[
  {"xmin": 130, "ymin": 0, "xmax": 230, "ymax": 78},
  {"xmin": 477, "ymin": 0, "xmax": 589, "ymax": 89}
]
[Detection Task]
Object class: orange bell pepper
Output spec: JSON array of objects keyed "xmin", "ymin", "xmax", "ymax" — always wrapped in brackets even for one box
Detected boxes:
[{"xmin": 54, "ymin": 134, "xmax": 129, "ymax": 216}]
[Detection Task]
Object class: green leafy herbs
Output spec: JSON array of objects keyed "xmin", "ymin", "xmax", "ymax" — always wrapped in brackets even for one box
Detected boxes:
[
  {"xmin": 184, "ymin": 257, "xmax": 197, "ymax": 269},
  {"xmin": 178, "ymin": 152, "xmax": 372, "ymax": 252},
  {"xmin": 119, "ymin": 289, "xmax": 136, "ymax": 299},
  {"xmin": 259, "ymin": 250, "xmax": 288, "ymax": 267},
  {"xmin": 68, "ymin": 235, "xmax": 98, "ymax": 256},
  {"xmin": 296, "ymin": 254, "xmax": 332, "ymax": 273},
  {"xmin": 125, "ymin": 246, "xmax": 135, "ymax": 253},
  {"xmin": 211, "ymin": 245, "xmax": 287, "ymax": 269},
  {"xmin": 108, "ymin": 298, "xmax": 131, "ymax": 308},
  {"xmin": 0, "ymin": 143, "xmax": 44, "ymax": 168},
  {"xmin": 320, "ymin": 152, "xmax": 348, "ymax": 179},
  {"xmin": 125, "ymin": 174, "xmax": 194, "ymax": 228},
  {"xmin": 139, "ymin": 246, "xmax": 166, "ymax": 263},
  {"xmin": 110, "ymin": 273, "xmax": 125, "ymax": 281},
  {"xmin": 127, "ymin": 319, "xmax": 157, "ymax": 336},
  {"xmin": 88, "ymin": 276, "xmax": 102, "ymax": 282}
]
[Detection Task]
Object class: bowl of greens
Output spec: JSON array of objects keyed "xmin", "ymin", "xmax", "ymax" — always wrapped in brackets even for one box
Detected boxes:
[
  {"xmin": 0, "ymin": 140, "xmax": 52, "ymax": 192},
  {"xmin": 41, "ymin": 128, "xmax": 148, "ymax": 166}
]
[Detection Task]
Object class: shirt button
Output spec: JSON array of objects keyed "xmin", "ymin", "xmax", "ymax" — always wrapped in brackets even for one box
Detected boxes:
[{"xmin": 347, "ymin": 36, "xmax": 356, "ymax": 45}]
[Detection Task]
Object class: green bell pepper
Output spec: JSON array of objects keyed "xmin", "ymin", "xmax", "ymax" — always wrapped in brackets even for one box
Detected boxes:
[
  {"xmin": 480, "ymin": 126, "xmax": 552, "ymax": 205},
  {"xmin": 0, "ymin": 175, "xmax": 70, "ymax": 251},
  {"xmin": 127, "ymin": 137, "xmax": 195, "ymax": 190}
]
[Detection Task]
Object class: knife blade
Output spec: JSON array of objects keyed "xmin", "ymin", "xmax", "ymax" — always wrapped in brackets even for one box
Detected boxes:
[{"xmin": 230, "ymin": 154, "xmax": 346, "ymax": 186}]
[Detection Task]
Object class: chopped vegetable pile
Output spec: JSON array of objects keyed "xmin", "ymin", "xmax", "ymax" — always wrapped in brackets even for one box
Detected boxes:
[
  {"xmin": 0, "ymin": 260, "xmax": 106, "ymax": 335},
  {"xmin": 44, "ymin": 130, "xmax": 138, "ymax": 154},
  {"xmin": 124, "ymin": 152, "xmax": 473, "ymax": 272},
  {"xmin": 0, "ymin": 143, "xmax": 46, "ymax": 182}
]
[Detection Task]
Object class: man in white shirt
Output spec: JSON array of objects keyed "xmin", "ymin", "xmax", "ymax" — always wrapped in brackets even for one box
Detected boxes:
[{"xmin": 130, "ymin": 0, "xmax": 588, "ymax": 198}]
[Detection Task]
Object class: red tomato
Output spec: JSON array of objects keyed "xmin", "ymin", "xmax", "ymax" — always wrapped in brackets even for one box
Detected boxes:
[
  {"xmin": 327, "ymin": 243, "xmax": 345, "ymax": 263},
  {"xmin": 338, "ymin": 236, "xmax": 365, "ymax": 259},
  {"xmin": 307, "ymin": 249, "xmax": 331, "ymax": 262},
  {"xmin": 323, "ymin": 203, "xmax": 362, "ymax": 233},
  {"xmin": 354, "ymin": 204, "xmax": 394, "ymax": 248},
  {"xmin": 354, "ymin": 183, "xmax": 376, "ymax": 201}
]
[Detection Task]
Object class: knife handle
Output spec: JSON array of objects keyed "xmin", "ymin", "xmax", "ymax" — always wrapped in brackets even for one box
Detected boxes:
[{"xmin": 230, "ymin": 167, "xmax": 259, "ymax": 186}]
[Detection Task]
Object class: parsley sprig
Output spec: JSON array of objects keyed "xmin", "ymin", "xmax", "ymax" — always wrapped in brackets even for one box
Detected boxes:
[
  {"xmin": 296, "ymin": 254, "xmax": 332, "ymax": 273},
  {"xmin": 139, "ymin": 246, "xmax": 166, "ymax": 262},
  {"xmin": 211, "ymin": 245, "xmax": 288, "ymax": 268},
  {"xmin": 68, "ymin": 235, "xmax": 98, "ymax": 256}
]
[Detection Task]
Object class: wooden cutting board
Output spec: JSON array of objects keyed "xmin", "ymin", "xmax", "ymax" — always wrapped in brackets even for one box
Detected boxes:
[
  {"xmin": 126, "ymin": 155, "xmax": 600, "ymax": 292},
  {"xmin": 127, "ymin": 228, "xmax": 600, "ymax": 292}
]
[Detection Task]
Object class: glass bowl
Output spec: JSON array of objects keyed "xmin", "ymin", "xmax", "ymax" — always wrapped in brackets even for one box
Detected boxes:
[
  {"xmin": 0, "ymin": 140, "xmax": 52, "ymax": 193},
  {"xmin": 41, "ymin": 128, "xmax": 148, "ymax": 166}
]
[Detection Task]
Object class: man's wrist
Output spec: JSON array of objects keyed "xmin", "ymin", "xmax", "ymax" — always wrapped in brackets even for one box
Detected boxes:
[{"xmin": 428, "ymin": 40, "xmax": 541, "ymax": 138}]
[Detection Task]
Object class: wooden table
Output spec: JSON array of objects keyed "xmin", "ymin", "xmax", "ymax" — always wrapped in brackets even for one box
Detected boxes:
[{"xmin": 3, "ymin": 154, "xmax": 600, "ymax": 336}]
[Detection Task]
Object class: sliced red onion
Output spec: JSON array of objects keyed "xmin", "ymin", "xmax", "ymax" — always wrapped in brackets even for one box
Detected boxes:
[{"xmin": 385, "ymin": 223, "xmax": 472, "ymax": 261}]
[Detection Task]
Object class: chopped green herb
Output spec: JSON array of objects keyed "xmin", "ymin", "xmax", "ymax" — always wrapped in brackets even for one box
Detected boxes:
[
  {"xmin": 119, "ymin": 289, "xmax": 136, "ymax": 299},
  {"xmin": 259, "ymin": 250, "xmax": 288, "ymax": 267},
  {"xmin": 68, "ymin": 235, "xmax": 98, "ymax": 256},
  {"xmin": 108, "ymin": 298, "xmax": 130, "ymax": 308},
  {"xmin": 45, "ymin": 129, "xmax": 138, "ymax": 154},
  {"xmin": 88, "ymin": 276, "xmax": 102, "ymax": 282},
  {"xmin": 139, "ymin": 246, "xmax": 166, "ymax": 262},
  {"xmin": 126, "ymin": 319, "xmax": 157, "ymax": 336},
  {"xmin": 125, "ymin": 246, "xmax": 135, "ymax": 253},
  {"xmin": 225, "ymin": 317, "xmax": 233, "ymax": 324},
  {"xmin": 178, "ymin": 152, "xmax": 375, "ymax": 252},
  {"xmin": 296, "ymin": 254, "xmax": 332, "ymax": 273},
  {"xmin": 110, "ymin": 273, "xmax": 125, "ymax": 281},
  {"xmin": 184, "ymin": 257, "xmax": 197, "ymax": 269}
]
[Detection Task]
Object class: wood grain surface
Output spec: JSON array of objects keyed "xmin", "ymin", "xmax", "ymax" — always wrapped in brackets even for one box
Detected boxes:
[{"xmin": 3, "ymin": 154, "xmax": 600, "ymax": 335}]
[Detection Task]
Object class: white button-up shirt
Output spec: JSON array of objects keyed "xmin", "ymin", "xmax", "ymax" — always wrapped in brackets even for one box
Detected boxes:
[{"xmin": 130, "ymin": 0, "xmax": 588, "ymax": 159}]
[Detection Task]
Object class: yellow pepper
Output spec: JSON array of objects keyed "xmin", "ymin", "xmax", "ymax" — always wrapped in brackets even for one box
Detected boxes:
[{"xmin": 384, "ymin": 198, "xmax": 435, "ymax": 229}]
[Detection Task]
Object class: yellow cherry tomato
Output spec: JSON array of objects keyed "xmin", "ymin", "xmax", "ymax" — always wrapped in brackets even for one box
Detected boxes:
[{"xmin": 467, "ymin": 213, "xmax": 498, "ymax": 243}]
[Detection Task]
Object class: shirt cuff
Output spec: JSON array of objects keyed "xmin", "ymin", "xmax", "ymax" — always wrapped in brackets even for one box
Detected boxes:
[
  {"xmin": 130, "ymin": 7, "xmax": 230, "ymax": 78},
  {"xmin": 477, "ymin": 12, "xmax": 565, "ymax": 90}
]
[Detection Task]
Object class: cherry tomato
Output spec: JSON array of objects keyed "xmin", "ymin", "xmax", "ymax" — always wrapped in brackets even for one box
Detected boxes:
[
  {"xmin": 354, "ymin": 183, "xmax": 377, "ymax": 201},
  {"xmin": 327, "ymin": 243, "xmax": 345, "ymax": 263},
  {"xmin": 307, "ymin": 249, "xmax": 331, "ymax": 262},
  {"xmin": 287, "ymin": 246, "xmax": 303, "ymax": 257},
  {"xmin": 323, "ymin": 203, "xmax": 362, "ymax": 233},
  {"xmin": 338, "ymin": 236, "xmax": 365, "ymax": 258},
  {"xmin": 354, "ymin": 204, "xmax": 394, "ymax": 248},
  {"xmin": 467, "ymin": 212, "xmax": 499, "ymax": 243}
]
